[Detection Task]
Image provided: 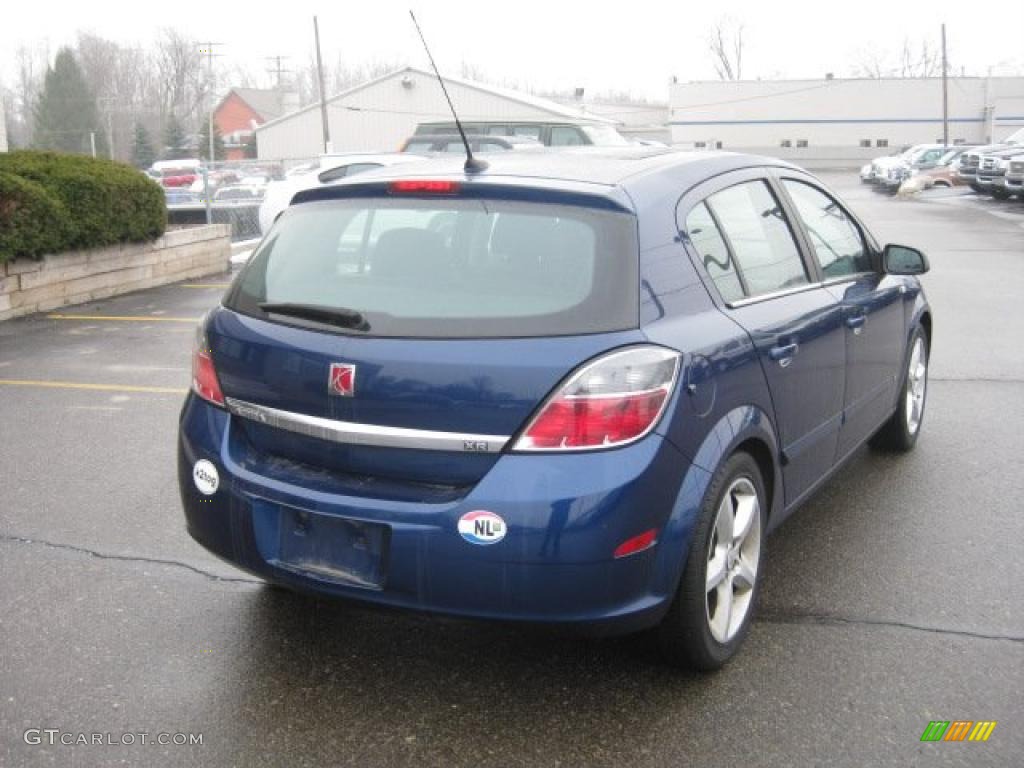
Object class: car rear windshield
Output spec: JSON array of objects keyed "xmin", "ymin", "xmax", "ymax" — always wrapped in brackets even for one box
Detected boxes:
[{"xmin": 227, "ymin": 197, "xmax": 639, "ymax": 338}]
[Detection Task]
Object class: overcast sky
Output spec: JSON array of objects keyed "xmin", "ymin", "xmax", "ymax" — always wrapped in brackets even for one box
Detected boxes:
[{"xmin": 3, "ymin": 0, "xmax": 1023, "ymax": 101}]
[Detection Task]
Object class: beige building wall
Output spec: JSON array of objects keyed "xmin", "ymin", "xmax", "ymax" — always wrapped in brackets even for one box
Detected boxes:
[
  {"xmin": 257, "ymin": 68, "xmax": 609, "ymax": 160},
  {"xmin": 670, "ymin": 77, "xmax": 1024, "ymax": 164}
]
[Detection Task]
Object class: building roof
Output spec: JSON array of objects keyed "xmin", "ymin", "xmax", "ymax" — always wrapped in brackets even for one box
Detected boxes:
[
  {"xmin": 256, "ymin": 67, "xmax": 618, "ymax": 133},
  {"xmin": 218, "ymin": 88, "xmax": 285, "ymax": 122}
]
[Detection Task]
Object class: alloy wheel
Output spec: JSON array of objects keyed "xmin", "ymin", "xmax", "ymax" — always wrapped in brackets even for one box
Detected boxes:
[
  {"xmin": 705, "ymin": 477, "xmax": 762, "ymax": 643},
  {"xmin": 906, "ymin": 337, "xmax": 927, "ymax": 435}
]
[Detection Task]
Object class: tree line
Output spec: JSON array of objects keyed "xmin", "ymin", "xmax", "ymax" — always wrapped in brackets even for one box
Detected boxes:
[{"xmin": 0, "ymin": 28, "xmax": 408, "ymax": 168}]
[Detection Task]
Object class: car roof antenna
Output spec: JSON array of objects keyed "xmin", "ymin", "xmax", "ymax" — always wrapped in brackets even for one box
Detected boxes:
[{"xmin": 409, "ymin": 10, "xmax": 488, "ymax": 174}]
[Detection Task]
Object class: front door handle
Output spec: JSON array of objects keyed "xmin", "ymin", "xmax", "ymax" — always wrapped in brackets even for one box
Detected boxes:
[
  {"xmin": 845, "ymin": 314, "xmax": 867, "ymax": 334},
  {"xmin": 769, "ymin": 343, "xmax": 799, "ymax": 366}
]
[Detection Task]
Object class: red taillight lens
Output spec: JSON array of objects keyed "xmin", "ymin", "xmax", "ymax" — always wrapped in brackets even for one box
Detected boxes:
[
  {"xmin": 192, "ymin": 328, "xmax": 225, "ymax": 407},
  {"xmin": 514, "ymin": 346, "xmax": 680, "ymax": 452},
  {"xmin": 388, "ymin": 180, "xmax": 460, "ymax": 194}
]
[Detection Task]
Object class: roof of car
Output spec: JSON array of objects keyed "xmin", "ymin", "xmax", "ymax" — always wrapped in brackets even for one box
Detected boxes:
[{"xmin": 351, "ymin": 147, "xmax": 797, "ymax": 188}]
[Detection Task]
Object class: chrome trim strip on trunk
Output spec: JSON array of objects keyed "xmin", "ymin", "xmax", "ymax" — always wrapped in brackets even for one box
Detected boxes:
[{"xmin": 225, "ymin": 397, "xmax": 509, "ymax": 454}]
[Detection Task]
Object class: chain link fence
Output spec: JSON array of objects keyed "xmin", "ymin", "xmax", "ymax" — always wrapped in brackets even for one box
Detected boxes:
[{"xmin": 162, "ymin": 157, "xmax": 319, "ymax": 243}]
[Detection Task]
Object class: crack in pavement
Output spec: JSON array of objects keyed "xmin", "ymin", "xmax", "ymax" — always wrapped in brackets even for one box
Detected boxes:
[
  {"xmin": 757, "ymin": 609, "xmax": 1023, "ymax": 644},
  {"xmin": 930, "ymin": 377, "xmax": 1024, "ymax": 384},
  {"xmin": 0, "ymin": 533, "xmax": 260, "ymax": 585},
  {"xmin": 4, "ymin": 532, "xmax": 1021, "ymax": 645}
]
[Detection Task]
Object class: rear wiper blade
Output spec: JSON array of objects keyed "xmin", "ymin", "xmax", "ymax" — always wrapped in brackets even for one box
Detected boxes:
[{"xmin": 258, "ymin": 302, "xmax": 369, "ymax": 331}]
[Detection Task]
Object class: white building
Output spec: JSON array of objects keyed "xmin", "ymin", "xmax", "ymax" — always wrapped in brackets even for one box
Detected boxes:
[
  {"xmin": 670, "ymin": 76, "xmax": 1024, "ymax": 166},
  {"xmin": 552, "ymin": 96, "xmax": 670, "ymax": 144},
  {"xmin": 256, "ymin": 66, "xmax": 618, "ymax": 160}
]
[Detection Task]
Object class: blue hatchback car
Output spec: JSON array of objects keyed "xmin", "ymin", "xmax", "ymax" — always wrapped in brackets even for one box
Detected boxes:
[{"xmin": 179, "ymin": 148, "xmax": 932, "ymax": 669}]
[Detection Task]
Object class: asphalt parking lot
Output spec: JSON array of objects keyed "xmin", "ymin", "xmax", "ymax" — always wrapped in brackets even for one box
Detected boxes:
[{"xmin": 1, "ymin": 173, "xmax": 1022, "ymax": 767}]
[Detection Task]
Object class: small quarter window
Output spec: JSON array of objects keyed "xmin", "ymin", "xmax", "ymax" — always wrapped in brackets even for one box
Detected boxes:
[{"xmin": 685, "ymin": 202, "xmax": 745, "ymax": 303}]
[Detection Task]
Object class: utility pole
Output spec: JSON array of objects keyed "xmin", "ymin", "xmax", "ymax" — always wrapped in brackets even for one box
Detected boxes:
[
  {"xmin": 941, "ymin": 24, "xmax": 949, "ymax": 147},
  {"xmin": 98, "ymin": 96, "xmax": 117, "ymax": 160},
  {"xmin": 199, "ymin": 42, "xmax": 223, "ymax": 165},
  {"xmin": 265, "ymin": 55, "xmax": 291, "ymax": 91},
  {"xmin": 313, "ymin": 16, "xmax": 331, "ymax": 154}
]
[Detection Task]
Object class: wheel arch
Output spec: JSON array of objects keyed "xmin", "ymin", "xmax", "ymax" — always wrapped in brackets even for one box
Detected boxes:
[
  {"xmin": 733, "ymin": 436, "xmax": 776, "ymax": 529},
  {"xmin": 919, "ymin": 309, "xmax": 932, "ymax": 350}
]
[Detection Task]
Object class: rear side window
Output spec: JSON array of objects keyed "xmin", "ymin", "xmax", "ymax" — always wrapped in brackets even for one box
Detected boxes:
[
  {"xmin": 512, "ymin": 124, "xmax": 542, "ymax": 139},
  {"xmin": 684, "ymin": 203, "xmax": 744, "ymax": 303},
  {"xmin": 550, "ymin": 127, "xmax": 585, "ymax": 146},
  {"xmin": 403, "ymin": 139, "xmax": 435, "ymax": 153},
  {"xmin": 229, "ymin": 198, "xmax": 638, "ymax": 338},
  {"xmin": 706, "ymin": 181, "xmax": 808, "ymax": 298},
  {"xmin": 782, "ymin": 180, "xmax": 872, "ymax": 279}
]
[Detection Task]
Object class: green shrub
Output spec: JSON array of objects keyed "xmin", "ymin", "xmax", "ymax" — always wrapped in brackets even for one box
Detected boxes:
[
  {"xmin": 0, "ymin": 150, "xmax": 167, "ymax": 262},
  {"xmin": 0, "ymin": 172, "xmax": 73, "ymax": 261}
]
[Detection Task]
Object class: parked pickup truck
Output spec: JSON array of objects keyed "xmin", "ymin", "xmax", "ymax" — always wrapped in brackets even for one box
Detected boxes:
[
  {"xmin": 999, "ymin": 154, "xmax": 1024, "ymax": 198},
  {"xmin": 974, "ymin": 147, "xmax": 1024, "ymax": 199},
  {"xmin": 957, "ymin": 128, "xmax": 1024, "ymax": 191}
]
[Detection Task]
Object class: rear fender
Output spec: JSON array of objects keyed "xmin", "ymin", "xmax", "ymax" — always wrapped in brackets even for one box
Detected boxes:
[{"xmin": 648, "ymin": 404, "xmax": 782, "ymax": 604}]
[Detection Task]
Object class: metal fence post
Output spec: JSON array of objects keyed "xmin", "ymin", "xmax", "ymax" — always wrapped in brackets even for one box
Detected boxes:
[{"xmin": 202, "ymin": 167, "xmax": 212, "ymax": 225}]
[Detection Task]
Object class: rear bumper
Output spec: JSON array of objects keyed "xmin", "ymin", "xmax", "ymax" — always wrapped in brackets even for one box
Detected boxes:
[{"xmin": 178, "ymin": 395, "xmax": 707, "ymax": 635}]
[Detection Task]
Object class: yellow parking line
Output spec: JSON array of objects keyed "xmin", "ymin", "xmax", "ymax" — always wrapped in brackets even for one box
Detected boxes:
[
  {"xmin": 47, "ymin": 314, "xmax": 201, "ymax": 323},
  {"xmin": 181, "ymin": 283, "xmax": 230, "ymax": 289},
  {"xmin": 0, "ymin": 379, "xmax": 187, "ymax": 395}
]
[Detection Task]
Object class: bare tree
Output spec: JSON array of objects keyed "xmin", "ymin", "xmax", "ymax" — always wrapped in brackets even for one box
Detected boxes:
[
  {"xmin": 852, "ymin": 38, "xmax": 946, "ymax": 78},
  {"xmin": 12, "ymin": 44, "xmax": 48, "ymax": 145},
  {"xmin": 707, "ymin": 18, "xmax": 744, "ymax": 81},
  {"xmin": 154, "ymin": 28, "xmax": 209, "ymax": 130}
]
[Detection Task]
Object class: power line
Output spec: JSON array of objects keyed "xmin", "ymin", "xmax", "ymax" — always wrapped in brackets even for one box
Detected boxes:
[{"xmin": 671, "ymin": 81, "xmax": 838, "ymax": 114}]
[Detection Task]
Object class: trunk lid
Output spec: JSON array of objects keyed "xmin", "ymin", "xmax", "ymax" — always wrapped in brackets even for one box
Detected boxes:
[{"xmin": 209, "ymin": 308, "xmax": 643, "ymax": 487}]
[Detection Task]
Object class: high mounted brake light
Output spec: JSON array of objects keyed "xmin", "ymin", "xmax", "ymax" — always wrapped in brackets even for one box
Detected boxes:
[
  {"xmin": 513, "ymin": 346, "xmax": 681, "ymax": 452},
  {"xmin": 388, "ymin": 180, "xmax": 461, "ymax": 194}
]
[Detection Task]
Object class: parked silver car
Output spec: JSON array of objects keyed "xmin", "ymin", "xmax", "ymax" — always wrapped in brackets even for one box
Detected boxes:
[{"xmin": 258, "ymin": 153, "xmax": 423, "ymax": 234}]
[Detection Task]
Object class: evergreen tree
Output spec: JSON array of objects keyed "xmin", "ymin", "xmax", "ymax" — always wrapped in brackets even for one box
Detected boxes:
[
  {"xmin": 162, "ymin": 115, "xmax": 189, "ymax": 160},
  {"xmin": 196, "ymin": 118, "xmax": 226, "ymax": 162},
  {"xmin": 242, "ymin": 133, "xmax": 258, "ymax": 159},
  {"xmin": 130, "ymin": 122, "xmax": 156, "ymax": 168},
  {"xmin": 33, "ymin": 47, "xmax": 106, "ymax": 155}
]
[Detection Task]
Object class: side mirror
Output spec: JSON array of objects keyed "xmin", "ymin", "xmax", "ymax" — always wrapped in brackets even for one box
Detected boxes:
[{"xmin": 883, "ymin": 244, "xmax": 929, "ymax": 275}]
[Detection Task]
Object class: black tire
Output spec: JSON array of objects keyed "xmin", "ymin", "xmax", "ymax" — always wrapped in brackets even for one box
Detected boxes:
[
  {"xmin": 657, "ymin": 451, "xmax": 766, "ymax": 671},
  {"xmin": 870, "ymin": 325, "xmax": 928, "ymax": 452},
  {"xmin": 992, "ymin": 187, "xmax": 1011, "ymax": 200},
  {"xmin": 969, "ymin": 182, "xmax": 983, "ymax": 193}
]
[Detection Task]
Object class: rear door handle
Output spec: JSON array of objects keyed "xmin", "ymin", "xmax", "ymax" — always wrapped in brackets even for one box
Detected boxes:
[
  {"xmin": 769, "ymin": 343, "xmax": 799, "ymax": 366},
  {"xmin": 845, "ymin": 314, "xmax": 866, "ymax": 334}
]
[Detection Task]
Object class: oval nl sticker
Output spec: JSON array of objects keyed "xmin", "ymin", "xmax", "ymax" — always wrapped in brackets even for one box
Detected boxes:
[
  {"xmin": 193, "ymin": 459, "xmax": 220, "ymax": 496},
  {"xmin": 458, "ymin": 510, "xmax": 507, "ymax": 545}
]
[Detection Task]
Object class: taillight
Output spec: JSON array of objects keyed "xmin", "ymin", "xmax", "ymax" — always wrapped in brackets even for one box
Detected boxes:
[
  {"xmin": 192, "ymin": 326, "xmax": 225, "ymax": 407},
  {"xmin": 513, "ymin": 346, "xmax": 680, "ymax": 452}
]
